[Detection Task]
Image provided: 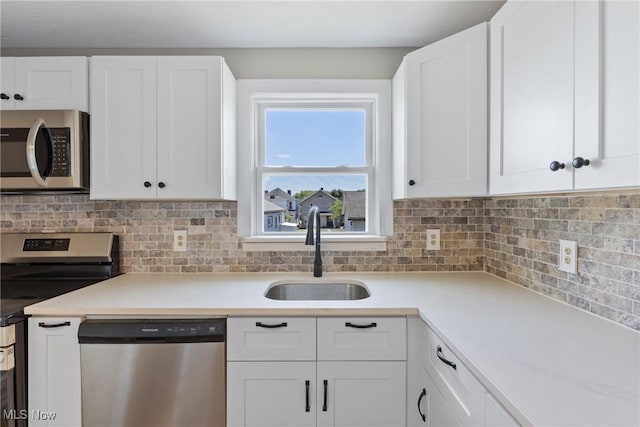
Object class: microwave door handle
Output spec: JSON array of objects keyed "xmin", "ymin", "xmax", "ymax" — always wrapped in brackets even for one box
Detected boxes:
[{"xmin": 26, "ymin": 117, "xmax": 50, "ymax": 187}]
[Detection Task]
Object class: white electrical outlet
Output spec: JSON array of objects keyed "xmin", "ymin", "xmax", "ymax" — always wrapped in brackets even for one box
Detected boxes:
[
  {"xmin": 559, "ymin": 240, "xmax": 577, "ymax": 274},
  {"xmin": 173, "ymin": 230, "xmax": 188, "ymax": 252},
  {"xmin": 426, "ymin": 229, "xmax": 440, "ymax": 250}
]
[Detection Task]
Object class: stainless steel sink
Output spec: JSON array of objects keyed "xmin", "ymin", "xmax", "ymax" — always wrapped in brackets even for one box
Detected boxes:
[{"xmin": 265, "ymin": 280, "xmax": 370, "ymax": 301}]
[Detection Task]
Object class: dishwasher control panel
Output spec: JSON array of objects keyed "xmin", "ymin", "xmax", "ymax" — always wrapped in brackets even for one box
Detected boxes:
[
  {"xmin": 78, "ymin": 318, "xmax": 226, "ymax": 344},
  {"xmin": 137, "ymin": 323, "xmax": 224, "ymax": 337}
]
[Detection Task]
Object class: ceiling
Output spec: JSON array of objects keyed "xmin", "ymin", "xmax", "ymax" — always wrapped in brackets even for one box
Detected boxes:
[{"xmin": 0, "ymin": 1, "xmax": 505, "ymax": 49}]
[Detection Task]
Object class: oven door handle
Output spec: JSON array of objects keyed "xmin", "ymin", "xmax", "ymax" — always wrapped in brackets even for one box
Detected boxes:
[{"xmin": 26, "ymin": 117, "xmax": 52, "ymax": 187}]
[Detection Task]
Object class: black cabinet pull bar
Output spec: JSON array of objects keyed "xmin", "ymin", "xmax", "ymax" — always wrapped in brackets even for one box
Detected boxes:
[
  {"xmin": 436, "ymin": 345, "xmax": 457, "ymax": 370},
  {"xmin": 38, "ymin": 321, "xmax": 71, "ymax": 329},
  {"xmin": 417, "ymin": 388, "xmax": 427, "ymax": 422},
  {"xmin": 345, "ymin": 322, "xmax": 377, "ymax": 329},
  {"xmin": 322, "ymin": 380, "xmax": 328, "ymax": 412},
  {"xmin": 305, "ymin": 380, "xmax": 310, "ymax": 412},
  {"xmin": 255, "ymin": 321, "xmax": 288, "ymax": 329}
]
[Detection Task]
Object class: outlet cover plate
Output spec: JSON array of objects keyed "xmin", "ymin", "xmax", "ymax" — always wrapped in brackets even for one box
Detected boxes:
[
  {"xmin": 426, "ymin": 229, "xmax": 440, "ymax": 250},
  {"xmin": 559, "ymin": 240, "xmax": 577, "ymax": 274},
  {"xmin": 173, "ymin": 230, "xmax": 187, "ymax": 252}
]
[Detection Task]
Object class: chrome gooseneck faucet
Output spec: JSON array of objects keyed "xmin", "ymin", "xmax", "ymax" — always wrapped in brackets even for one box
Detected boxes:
[{"xmin": 305, "ymin": 206, "xmax": 323, "ymax": 277}]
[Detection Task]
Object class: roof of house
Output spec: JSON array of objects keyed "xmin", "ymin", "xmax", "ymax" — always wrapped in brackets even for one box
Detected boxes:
[
  {"xmin": 263, "ymin": 199, "xmax": 286, "ymax": 214},
  {"xmin": 299, "ymin": 189, "xmax": 337, "ymax": 205},
  {"xmin": 265, "ymin": 187, "xmax": 294, "ymax": 201},
  {"xmin": 342, "ymin": 190, "xmax": 366, "ymax": 219}
]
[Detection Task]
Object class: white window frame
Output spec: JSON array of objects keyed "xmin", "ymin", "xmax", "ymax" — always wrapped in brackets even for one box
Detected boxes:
[{"xmin": 237, "ymin": 80, "xmax": 392, "ymax": 251}]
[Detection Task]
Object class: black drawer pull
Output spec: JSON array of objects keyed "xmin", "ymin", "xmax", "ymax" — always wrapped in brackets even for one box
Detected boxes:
[
  {"xmin": 255, "ymin": 321, "xmax": 288, "ymax": 329},
  {"xmin": 345, "ymin": 322, "xmax": 377, "ymax": 329},
  {"xmin": 305, "ymin": 380, "xmax": 310, "ymax": 412},
  {"xmin": 38, "ymin": 321, "xmax": 71, "ymax": 329},
  {"xmin": 417, "ymin": 388, "xmax": 427, "ymax": 422},
  {"xmin": 436, "ymin": 345, "xmax": 457, "ymax": 370}
]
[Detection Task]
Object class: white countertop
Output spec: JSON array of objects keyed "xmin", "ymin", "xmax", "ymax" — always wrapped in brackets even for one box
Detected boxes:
[{"xmin": 25, "ymin": 271, "xmax": 640, "ymax": 427}]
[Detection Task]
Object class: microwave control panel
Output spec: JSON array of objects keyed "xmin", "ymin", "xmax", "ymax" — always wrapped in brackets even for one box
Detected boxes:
[{"xmin": 49, "ymin": 128, "xmax": 71, "ymax": 177}]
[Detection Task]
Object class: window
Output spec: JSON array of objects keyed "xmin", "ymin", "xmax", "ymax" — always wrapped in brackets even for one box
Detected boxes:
[{"xmin": 238, "ymin": 80, "xmax": 392, "ymax": 251}]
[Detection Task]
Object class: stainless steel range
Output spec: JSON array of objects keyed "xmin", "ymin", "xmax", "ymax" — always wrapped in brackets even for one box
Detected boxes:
[{"xmin": 0, "ymin": 232, "xmax": 119, "ymax": 427}]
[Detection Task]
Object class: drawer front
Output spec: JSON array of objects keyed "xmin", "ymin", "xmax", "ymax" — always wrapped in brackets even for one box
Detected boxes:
[
  {"xmin": 317, "ymin": 317, "xmax": 406, "ymax": 361},
  {"xmin": 227, "ymin": 317, "xmax": 316, "ymax": 361},
  {"xmin": 420, "ymin": 324, "xmax": 485, "ymax": 426}
]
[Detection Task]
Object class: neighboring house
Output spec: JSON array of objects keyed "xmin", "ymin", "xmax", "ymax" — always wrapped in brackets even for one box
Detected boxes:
[
  {"xmin": 264, "ymin": 188, "xmax": 299, "ymax": 222},
  {"xmin": 263, "ymin": 199, "xmax": 286, "ymax": 232},
  {"xmin": 342, "ymin": 190, "xmax": 366, "ymax": 232},
  {"xmin": 298, "ymin": 189, "xmax": 337, "ymax": 228}
]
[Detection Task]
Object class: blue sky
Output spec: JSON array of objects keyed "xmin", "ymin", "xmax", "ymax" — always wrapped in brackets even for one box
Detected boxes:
[
  {"xmin": 266, "ymin": 109, "xmax": 365, "ymax": 167},
  {"xmin": 264, "ymin": 110, "xmax": 367, "ymax": 194}
]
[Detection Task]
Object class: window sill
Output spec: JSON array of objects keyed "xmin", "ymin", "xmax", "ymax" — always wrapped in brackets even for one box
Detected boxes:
[{"xmin": 241, "ymin": 235, "xmax": 388, "ymax": 252}]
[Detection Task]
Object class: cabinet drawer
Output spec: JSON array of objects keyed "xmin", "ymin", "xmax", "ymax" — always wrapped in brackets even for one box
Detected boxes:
[
  {"xmin": 420, "ymin": 324, "xmax": 485, "ymax": 426},
  {"xmin": 317, "ymin": 317, "xmax": 406, "ymax": 361},
  {"xmin": 227, "ymin": 317, "xmax": 316, "ymax": 361}
]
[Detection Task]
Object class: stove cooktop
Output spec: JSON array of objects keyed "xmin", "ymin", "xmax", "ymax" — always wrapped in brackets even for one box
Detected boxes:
[{"xmin": 1, "ymin": 277, "xmax": 107, "ymax": 326}]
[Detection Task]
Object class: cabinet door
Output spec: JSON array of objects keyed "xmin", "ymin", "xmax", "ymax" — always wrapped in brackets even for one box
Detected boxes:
[
  {"xmin": 90, "ymin": 56, "xmax": 157, "ymax": 200},
  {"xmin": 1, "ymin": 57, "xmax": 15, "ymax": 109},
  {"xmin": 316, "ymin": 361, "xmax": 406, "ymax": 427},
  {"xmin": 422, "ymin": 367, "xmax": 463, "ymax": 427},
  {"xmin": 13, "ymin": 57, "xmax": 88, "ymax": 111},
  {"xmin": 396, "ymin": 22, "xmax": 487, "ymax": 199},
  {"xmin": 574, "ymin": 0, "xmax": 640, "ymax": 189},
  {"xmin": 490, "ymin": 0, "xmax": 575, "ymax": 194},
  {"xmin": 28, "ymin": 317, "xmax": 82, "ymax": 427},
  {"xmin": 156, "ymin": 56, "xmax": 225, "ymax": 199},
  {"xmin": 227, "ymin": 361, "xmax": 316, "ymax": 427}
]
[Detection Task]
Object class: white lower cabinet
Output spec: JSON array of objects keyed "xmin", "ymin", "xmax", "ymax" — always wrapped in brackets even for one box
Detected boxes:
[
  {"xmin": 227, "ymin": 362, "xmax": 316, "ymax": 427},
  {"xmin": 407, "ymin": 317, "xmax": 520, "ymax": 427},
  {"xmin": 411, "ymin": 365, "xmax": 461, "ymax": 427},
  {"xmin": 227, "ymin": 317, "xmax": 407, "ymax": 427},
  {"xmin": 317, "ymin": 361, "xmax": 406, "ymax": 427},
  {"xmin": 28, "ymin": 317, "xmax": 82, "ymax": 427}
]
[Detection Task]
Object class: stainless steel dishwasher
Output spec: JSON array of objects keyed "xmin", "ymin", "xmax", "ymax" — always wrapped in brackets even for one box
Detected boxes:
[{"xmin": 78, "ymin": 318, "xmax": 226, "ymax": 427}]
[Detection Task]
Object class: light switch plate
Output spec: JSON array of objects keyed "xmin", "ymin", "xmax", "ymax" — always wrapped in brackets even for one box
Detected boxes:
[
  {"xmin": 426, "ymin": 229, "xmax": 440, "ymax": 250},
  {"xmin": 173, "ymin": 230, "xmax": 187, "ymax": 252},
  {"xmin": 559, "ymin": 240, "xmax": 577, "ymax": 274}
]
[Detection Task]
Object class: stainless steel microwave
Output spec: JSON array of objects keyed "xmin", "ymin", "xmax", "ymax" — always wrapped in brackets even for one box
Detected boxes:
[{"xmin": 0, "ymin": 110, "xmax": 89, "ymax": 192}]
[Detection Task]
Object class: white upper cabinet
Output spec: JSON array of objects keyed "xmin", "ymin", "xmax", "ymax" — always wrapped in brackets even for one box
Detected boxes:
[
  {"xmin": 90, "ymin": 56, "xmax": 236, "ymax": 200},
  {"xmin": 574, "ymin": 0, "xmax": 639, "ymax": 190},
  {"xmin": 393, "ymin": 22, "xmax": 487, "ymax": 199},
  {"xmin": 490, "ymin": 0, "xmax": 639, "ymax": 195},
  {"xmin": 1, "ymin": 57, "xmax": 88, "ymax": 111},
  {"xmin": 90, "ymin": 56, "xmax": 157, "ymax": 200}
]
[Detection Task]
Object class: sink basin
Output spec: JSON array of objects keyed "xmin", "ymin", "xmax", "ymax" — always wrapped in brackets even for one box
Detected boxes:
[{"xmin": 265, "ymin": 280, "xmax": 370, "ymax": 301}]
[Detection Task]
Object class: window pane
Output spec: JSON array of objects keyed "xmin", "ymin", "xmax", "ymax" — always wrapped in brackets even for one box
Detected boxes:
[
  {"xmin": 262, "ymin": 174, "xmax": 367, "ymax": 233},
  {"xmin": 265, "ymin": 110, "xmax": 366, "ymax": 167}
]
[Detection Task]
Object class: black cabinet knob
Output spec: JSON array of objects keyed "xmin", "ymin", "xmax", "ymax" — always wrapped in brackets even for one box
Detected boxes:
[
  {"xmin": 572, "ymin": 157, "xmax": 590, "ymax": 168},
  {"xmin": 13, "ymin": 94, "xmax": 23, "ymax": 101},
  {"xmin": 0, "ymin": 93, "xmax": 9, "ymax": 100},
  {"xmin": 144, "ymin": 181, "xmax": 152, "ymax": 188},
  {"xmin": 158, "ymin": 182, "xmax": 166, "ymax": 188},
  {"xmin": 549, "ymin": 161, "xmax": 565, "ymax": 172},
  {"xmin": 408, "ymin": 179, "xmax": 416, "ymax": 186}
]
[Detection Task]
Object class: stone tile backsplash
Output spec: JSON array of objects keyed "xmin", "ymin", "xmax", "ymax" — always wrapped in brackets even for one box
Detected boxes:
[
  {"xmin": 1, "ymin": 191, "xmax": 639, "ymax": 330},
  {"xmin": 484, "ymin": 192, "xmax": 640, "ymax": 330}
]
